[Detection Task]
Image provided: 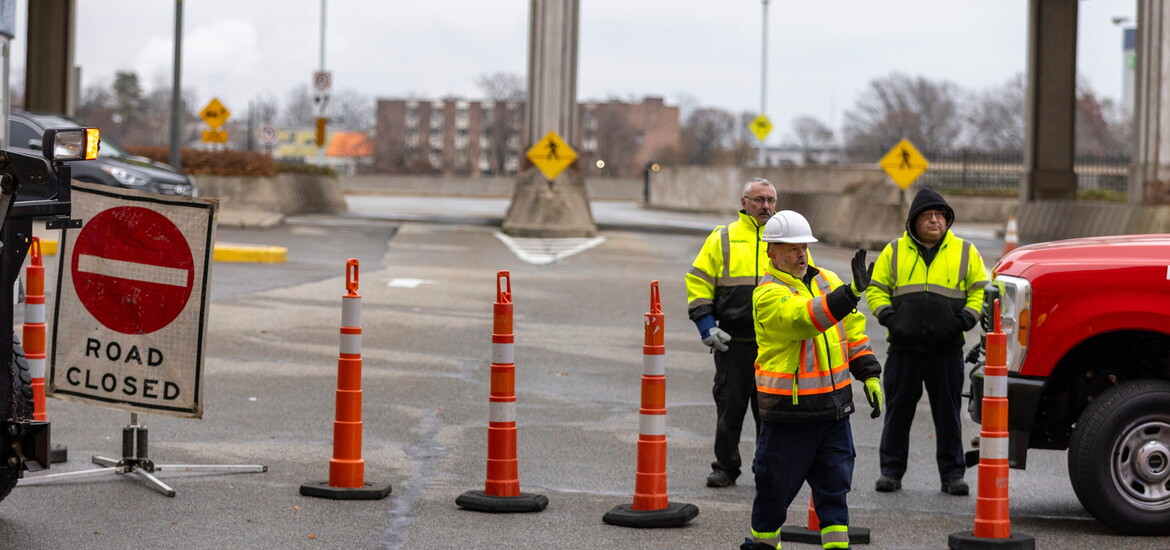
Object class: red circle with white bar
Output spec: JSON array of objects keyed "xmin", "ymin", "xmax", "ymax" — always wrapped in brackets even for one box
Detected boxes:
[{"xmin": 71, "ymin": 206, "xmax": 194, "ymax": 335}]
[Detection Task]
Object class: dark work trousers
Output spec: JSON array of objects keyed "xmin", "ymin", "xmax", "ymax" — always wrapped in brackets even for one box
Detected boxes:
[
  {"xmin": 878, "ymin": 348, "xmax": 966, "ymax": 482},
  {"xmin": 751, "ymin": 417, "xmax": 855, "ymax": 537},
  {"xmin": 710, "ymin": 340, "xmax": 760, "ymax": 479}
]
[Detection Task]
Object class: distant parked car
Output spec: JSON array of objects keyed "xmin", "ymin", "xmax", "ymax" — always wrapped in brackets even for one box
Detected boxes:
[{"xmin": 8, "ymin": 109, "xmax": 196, "ymax": 198}]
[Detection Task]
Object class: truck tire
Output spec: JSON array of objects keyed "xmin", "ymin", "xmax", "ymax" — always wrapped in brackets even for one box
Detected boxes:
[
  {"xmin": 0, "ymin": 337, "xmax": 31, "ymax": 503},
  {"xmin": 1069, "ymin": 379, "xmax": 1170, "ymax": 535}
]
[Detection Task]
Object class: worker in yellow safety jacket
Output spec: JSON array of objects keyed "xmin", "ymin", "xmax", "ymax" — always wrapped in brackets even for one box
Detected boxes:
[
  {"xmin": 741, "ymin": 210, "xmax": 882, "ymax": 550},
  {"xmin": 686, "ymin": 177, "xmax": 784, "ymax": 488},
  {"xmin": 868, "ymin": 188, "xmax": 988, "ymax": 496}
]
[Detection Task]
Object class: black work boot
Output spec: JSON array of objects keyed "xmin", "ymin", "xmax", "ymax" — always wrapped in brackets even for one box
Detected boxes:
[
  {"xmin": 941, "ymin": 478, "xmax": 969, "ymax": 495},
  {"xmin": 707, "ymin": 469, "xmax": 735, "ymax": 488},
  {"xmin": 874, "ymin": 475, "xmax": 902, "ymax": 492}
]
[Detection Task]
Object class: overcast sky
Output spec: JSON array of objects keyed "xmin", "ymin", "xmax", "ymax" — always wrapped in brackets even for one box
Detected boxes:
[{"xmin": 8, "ymin": 0, "xmax": 1138, "ymax": 144}]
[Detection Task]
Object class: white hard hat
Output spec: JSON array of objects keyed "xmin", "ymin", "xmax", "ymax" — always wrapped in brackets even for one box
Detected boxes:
[{"xmin": 762, "ymin": 210, "xmax": 818, "ymax": 243}]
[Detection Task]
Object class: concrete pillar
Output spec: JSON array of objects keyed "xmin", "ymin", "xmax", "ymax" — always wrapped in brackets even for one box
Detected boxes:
[
  {"xmin": 24, "ymin": 0, "xmax": 76, "ymax": 115},
  {"xmin": 1131, "ymin": 0, "xmax": 1170, "ymax": 205},
  {"xmin": 503, "ymin": 0, "xmax": 597, "ymax": 238},
  {"xmin": 1020, "ymin": 0, "xmax": 1078, "ymax": 202}
]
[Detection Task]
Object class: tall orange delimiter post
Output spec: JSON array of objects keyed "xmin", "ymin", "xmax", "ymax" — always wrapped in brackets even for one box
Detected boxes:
[
  {"xmin": 948, "ymin": 300, "xmax": 1033, "ymax": 549},
  {"xmin": 301, "ymin": 259, "xmax": 392, "ymax": 500},
  {"xmin": 457, "ymin": 270, "xmax": 547, "ymax": 513},
  {"xmin": 23, "ymin": 237, "xmax": 66, "ymax": 463},
  {"xmin": 603, "ymin": 281, "xmax": 698, "ymax": 528}
]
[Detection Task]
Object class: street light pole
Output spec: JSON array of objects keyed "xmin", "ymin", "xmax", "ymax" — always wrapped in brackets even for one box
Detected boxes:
[
  {"xmin": 169, "ymin": 0, "xmax": 183, "ymax": 169},
  {"xmin": 758, "ymin": 0, "xmax": 769, "ymax": 168}
]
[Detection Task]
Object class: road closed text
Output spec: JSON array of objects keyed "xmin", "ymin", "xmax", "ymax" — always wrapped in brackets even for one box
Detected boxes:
[{"xmin": 60, "ymin": 338, "xmax": 181, "ymax": 400}]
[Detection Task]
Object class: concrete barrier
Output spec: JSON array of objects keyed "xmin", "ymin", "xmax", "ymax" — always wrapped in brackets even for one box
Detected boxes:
[
  {"xmin": 338, "ymin": 174, "xmax": 643, "ymax": 201},
  {"xmin": 196, "ymin": 173, "xmax": 348, "ymax": 226}
]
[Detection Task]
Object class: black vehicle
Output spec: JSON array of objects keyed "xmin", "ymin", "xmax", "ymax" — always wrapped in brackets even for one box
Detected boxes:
[{"xmin": 9, "ymin": 109, "xmax": 196, "ymax": 198}]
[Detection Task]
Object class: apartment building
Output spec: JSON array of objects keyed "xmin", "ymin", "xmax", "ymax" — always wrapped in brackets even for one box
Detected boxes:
[{"xmin": 374, "ymin": 96, "xmax": 678, "ymax": 178}]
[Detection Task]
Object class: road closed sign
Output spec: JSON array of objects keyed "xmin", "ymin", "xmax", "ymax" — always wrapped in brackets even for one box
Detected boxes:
[{"xmin": 49, "ymin": 182, "xmax": 217, "ymax": 418}]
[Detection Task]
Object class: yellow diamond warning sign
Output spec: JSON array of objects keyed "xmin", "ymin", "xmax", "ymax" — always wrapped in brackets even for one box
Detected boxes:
[
  {"xmin": 200, "ymin": 98, "xmax": 231, "ymax": 130},
  {"xmin": 880, "ymin": 139, "xmax": 929, "ymax": 189},
  {"xmin": 526, "ymin": 131, "xmax": 577, "ymax": 181},
  {"xmin": 749, "ymin": 114, "xmax": 772, "ymax": 142}
]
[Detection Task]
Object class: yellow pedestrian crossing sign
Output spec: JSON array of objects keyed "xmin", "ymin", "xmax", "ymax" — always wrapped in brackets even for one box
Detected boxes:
[
  {"xmin": 200, "ymin": 98, "xmax": 231, "ymax": 130},
  {"xmin": 526, "ymin": 131, "xmax": 577, "ymax": 181},
  {"xmin": 880, "ymin": 139, "xmax": 929, "ymax": 189},
  {"xmin": 750, "ymin": 114, "xmax": 772, "ymax": 142}
]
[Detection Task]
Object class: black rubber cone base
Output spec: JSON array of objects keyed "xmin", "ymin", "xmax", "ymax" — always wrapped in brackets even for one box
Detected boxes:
[
  {"xmin": 948, "ymin": 531, "xmax": 1035, "ymax": 550},
  {"xmin": 781, "ymin": 525, "xmax": 871, "ymax": 544},
  {"xmin": 602, "ymin": 502, "xmax": 699, "ymax": 528},
  {"xmin": 49, "ymin": 444, "xmax": 68, "ymax": 464},
  {"xmin": 456, "ymin": 490, "xmax": 548, "ymax": 513},
  {"xmin": 300, "ymin": 480, "xmax": 392, "ymax": 500}
]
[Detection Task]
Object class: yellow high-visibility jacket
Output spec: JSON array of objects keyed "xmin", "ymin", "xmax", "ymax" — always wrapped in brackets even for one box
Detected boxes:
[
  {"xmin": 867, "ymin": 230, "xmax": 988, "ymax": 353},
  {"xmin": 752, "ymin": 262, "xmax": 880, "ymax": 422},
  {"xmin": 686, "ymin": 211, "xmax": 789, "ymax": 340}
]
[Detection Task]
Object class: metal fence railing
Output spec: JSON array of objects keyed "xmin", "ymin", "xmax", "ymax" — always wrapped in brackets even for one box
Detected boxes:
[{"xmin": 915, "ymin": 149, "xmax": 1130, "ymax": 195}]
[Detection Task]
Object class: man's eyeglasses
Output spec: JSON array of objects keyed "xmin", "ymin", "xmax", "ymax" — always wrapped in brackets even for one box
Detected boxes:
[{"xmin": 744, "ymin": 196, "xmax": 776, "ymax": 206}]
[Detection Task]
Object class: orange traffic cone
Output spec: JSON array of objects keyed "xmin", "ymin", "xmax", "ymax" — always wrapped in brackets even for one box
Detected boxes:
[
  {"xmin": 1002, "ymin": 216, "xmax": 1019, "ymax": 256},
  {"xmin": 603, "ymin": 281, "xmax": 698, "ymax": 528},
  {"xmin": 457, "ymin": 271, "xmax": 547, "ymax": 513},
  {"xmin": 782, "ymin": 493, "xmax": 871, "ymax": 544},
  {"xmin": 23, "ymin": 237, "xmax": 66, "ymax": 463},
  {"xmin": 948, "ymin": 300, "xmax": 1033, "ymax": 549},
  {"xmin": 301, "ymin": 259, "xmax": 392, "ymax": 500}
]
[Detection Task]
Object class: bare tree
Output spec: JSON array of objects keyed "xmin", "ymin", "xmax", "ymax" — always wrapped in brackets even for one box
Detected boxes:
[
  {"xmin": 791, "ymin": 115, "xmax": 834, "ymax": 164},
  {"xmin": 843, "ymin": 72, "xmax": 965, "ymax": 159},
  {"xmin": 964, "ymin": 74, "xmax": 1026, "ymax": 151},
  {"xmin": 590, "ymin": 100, "xmax": 639, "ymax": 177},
  {"xmin": 731, "ymin": 111, "xmax": 757, "ymax": 166},
  {"xmin": 330, "ymin": 89, "xmax": 375, "ymax": 131},
  {"xmin": 680, "ymin": 107, "xmax": 735, "ymax": 165},
  {"xmin": 281, "ymin": 84, "xmax": 317, "ymax": 128},
  {"xmin": 1075, "ymin": 80, "xmax": 1129, "ymax": 156},
  {"xmin": 476, "ymin": 72, "xmax": 525, "ymax": 102}
]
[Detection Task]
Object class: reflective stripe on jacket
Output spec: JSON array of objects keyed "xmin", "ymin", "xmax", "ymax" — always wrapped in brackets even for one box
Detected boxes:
[
  {"xmin": 866, "ymin": 230, "xmax": 988, "ymax": 352},
  {"xmin": 752, "ymin": 262, "xmax": 880, "ymax": 422},
  {"xmin": 685, "ymin": 211, "xmax": 769, "ymax": 338}
]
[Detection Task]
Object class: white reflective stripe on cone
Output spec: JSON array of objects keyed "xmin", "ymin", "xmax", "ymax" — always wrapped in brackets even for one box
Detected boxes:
[
  {"xmin": 489, "ymin": 400, "xmax": 516, "ymax": 423},
  {"xmin": 643, "ymin": 354, "xmax": 665, "ymax": 376},
  {"xmin": 341, "ymin": 296, "xmax": 361, "ymax": 327},
  {"xmin": 980, "ymin": 435, "xmax": 1009, "ymax": 460},
  {"xmin": 985, "ymin": 375, "xmax": 1008, "ymax": 399},
  {"xmin": 27, "ymin": 357, "xmax": 44, "ymax": 378},
  {"xmin": 25, "ymin": 303, "xmax": 44, "ymax": 322},
  {"xmin": 492, "ymin": 342, "xmax": 514, "ymax": 365},
  {"xmin": 340, "ymin": 332, "xmax": 361, "ymax": 355},
  {"xmin": 639, "ymin": 413, "xmax": 666, "ymax": 436}
]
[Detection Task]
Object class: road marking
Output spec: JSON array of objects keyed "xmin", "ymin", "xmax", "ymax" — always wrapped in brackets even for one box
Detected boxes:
[
  {"xmin": 494, "ymin": 232, "xmax": 606, "ymax": 265},
  {"xmin": 387, "ymin": 278, "xmax": 434, "ymax": 288},
  {"xmin": 76, "ymin": 254, "xmax": 189, "ymax": 287}
]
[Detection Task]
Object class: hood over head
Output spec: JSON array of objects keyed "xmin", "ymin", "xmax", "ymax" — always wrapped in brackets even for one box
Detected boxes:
[{"xmin": 906, "ymin": 188, "xmax": 954, "ymax": 240}]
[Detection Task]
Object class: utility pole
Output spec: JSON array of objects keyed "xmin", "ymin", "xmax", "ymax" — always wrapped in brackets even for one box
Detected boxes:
[
  {"xmin": 758, "ymin": 0, "xmax": 770, "ymax": 168},
  {"xmin": 169, "ymin": 0, "xmax": 183, "ymax": 169},
  {"xmin": 316, "ymin": 0, "xmax": 327, "ymax": 166}
]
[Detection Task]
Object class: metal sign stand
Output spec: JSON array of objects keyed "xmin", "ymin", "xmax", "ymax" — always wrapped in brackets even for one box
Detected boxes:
[{"xmin": 19, "ymin": 413, "xmax": 267, "ymax": 497}]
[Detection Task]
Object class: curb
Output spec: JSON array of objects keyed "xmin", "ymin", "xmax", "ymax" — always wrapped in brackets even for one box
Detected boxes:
[{"xmin": 36, "ymin": 239, "xmax": 288, "ymax": 264}]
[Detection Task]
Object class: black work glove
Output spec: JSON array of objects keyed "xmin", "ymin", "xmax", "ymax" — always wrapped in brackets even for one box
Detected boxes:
[
  {"xmin": 959, "ymin": 310, "xmax": 978, "ymax": 331},
  {"xmin": 877, "ymin": 308, "xmax": 895, "ymax": 327},
  {"xmin": 849, "ymin": 249, "xmax": 874, "ymax": 295}
]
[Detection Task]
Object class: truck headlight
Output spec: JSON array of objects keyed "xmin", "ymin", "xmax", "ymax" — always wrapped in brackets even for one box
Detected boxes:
[
  {"xmin": 993, "ymin": 274, "xmax": 1032, "ymax": 373},
  {"xmin": 42, "ymin": 128, "xmax": 100, "ymax": 162}
]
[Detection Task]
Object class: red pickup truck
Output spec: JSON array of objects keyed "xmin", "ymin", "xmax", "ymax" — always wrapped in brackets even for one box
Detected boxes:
[{"xmin": 968, "ymin": 234, "xmax": 1170, "ymax": 536}]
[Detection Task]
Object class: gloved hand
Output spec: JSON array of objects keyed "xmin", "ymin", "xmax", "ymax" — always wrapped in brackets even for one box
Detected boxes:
[
  {"xmin": 877, "ymin": 308, "xmax": 895, "ymax": 327},
  {"xmin": 850, "ymin": 249, "xmax": 875, "ymax": 296},
  {"xmin": 864, "ymin": 377, "xmax": 883, "ymax": 419},
  {"xmin": 703, "ymin": 327, "xmax": 732, "ymax": 352},
  {"xmin": 959, "ymin": 310, "xmax": 978, "ymax": 331},
  {"xmin": 695, "ymin": 315, "xmax": 731, "ymax": 352}
]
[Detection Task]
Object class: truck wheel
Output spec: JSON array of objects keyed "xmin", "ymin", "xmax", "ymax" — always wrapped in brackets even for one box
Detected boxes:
[
  {"xmin": 1069, "ymin": 379, "xmax": 1170, "ymax": 535},
  {"xmin": 0, "ymin": 337, "xmax": 31, "ymax": 503}
]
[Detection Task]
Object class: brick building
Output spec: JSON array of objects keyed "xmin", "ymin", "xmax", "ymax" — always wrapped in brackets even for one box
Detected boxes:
[{"xmin": 374, "ymin": 96, "xmax": 678, "ymax": 178}]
